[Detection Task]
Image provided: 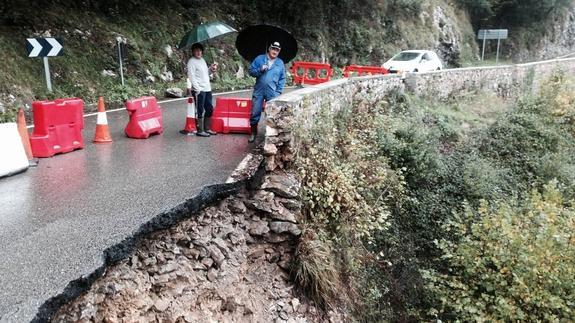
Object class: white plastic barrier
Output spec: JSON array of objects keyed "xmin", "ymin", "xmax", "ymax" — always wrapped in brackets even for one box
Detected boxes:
[{"xmin": 0, "ymin": 123, "xmax": 29, "ymax": 178}]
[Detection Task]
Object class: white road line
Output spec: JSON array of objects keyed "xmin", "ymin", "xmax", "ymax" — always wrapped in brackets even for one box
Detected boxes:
[
  {"xmin": 24, "ymin": 86, "xmax": 298, "ymax": 129},
  {"xmin": 226, "ymin": 153, "xmax": 254, "ymax": 183},
  {"xmin": 25, "ymin": 89, "xmax": 255, "ymax": 129}
]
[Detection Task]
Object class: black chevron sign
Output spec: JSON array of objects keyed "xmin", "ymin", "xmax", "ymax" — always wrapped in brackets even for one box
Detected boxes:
[{"xmin": 26, "ymin": 38, "xmax": 64, "ymax": 57}]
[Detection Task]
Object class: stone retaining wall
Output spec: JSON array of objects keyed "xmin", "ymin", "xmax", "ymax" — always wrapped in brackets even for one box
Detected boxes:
[
  {"xmin": 264, "ymin": 58, "xmax": 575, "ymax": 171},
  {"xmin": 406, "ymin": 58, "xmax": 575, "ymax": 99}
]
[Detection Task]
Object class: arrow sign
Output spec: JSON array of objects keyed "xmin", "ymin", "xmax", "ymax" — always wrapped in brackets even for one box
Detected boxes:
[{"xmin": 26, "ymin": 38, "xmax": 64, "ymax": 57}]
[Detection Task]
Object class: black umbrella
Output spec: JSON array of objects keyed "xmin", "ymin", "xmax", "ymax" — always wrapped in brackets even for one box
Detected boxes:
[{"xmin": 235, "ymin": 24, "xmax": 298, "ymax": 63}]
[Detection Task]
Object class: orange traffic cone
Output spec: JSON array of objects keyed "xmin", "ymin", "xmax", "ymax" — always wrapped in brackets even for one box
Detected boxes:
[
  {"xmin": 179, "ymin": 97, "xmax": 197, "ymax": 135},
  {"xmin": 16, "ymin": 108, "xmax": 37, "ymax": 166},
  {"xmin": 93, "ymin": 97, "xmax": 113, "ymax": 143}
]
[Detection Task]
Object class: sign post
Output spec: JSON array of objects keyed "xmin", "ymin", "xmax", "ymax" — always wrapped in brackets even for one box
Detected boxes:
[
  {"xmin": 26, "ymin": 37, "xmax": 64, "ymax": 93},
  {"xmin": 477, "ymin": 29, "xmax": 508, "ymax": 63},
  {"xmin": 42, "ymin": 57, "xmax": 52, "ymax": 92},
  {"xmin": 116, "ymin": 37, "xmax": 127, "ymax": 86}
]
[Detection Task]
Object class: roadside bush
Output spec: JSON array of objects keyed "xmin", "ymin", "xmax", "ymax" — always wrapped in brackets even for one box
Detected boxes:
[
  {"xmin": 0, "ymin": 105, "xmax": 17, "ymax": 123},
  {"xmin": 423, "ymin": 181, "xmax": 575, "ymax": 321},
  {"xmin": 293, "ymin": 96, "xmax": 405, "ymax": 309},
  {"xmin": 293, "ymin": 74, "xmax": 575, "ymax": 321},
  {"xmin": 295, "ymin": 99, "xmax": 402, "ymax": 245}
]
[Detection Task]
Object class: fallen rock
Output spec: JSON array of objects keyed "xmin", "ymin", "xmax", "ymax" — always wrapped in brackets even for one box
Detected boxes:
[
  {"xmin": 153, "ymin": 298, "xmax": 170, "ymax": 312},
  {"xmin": 277, "ymin": 198, "xmax": 302, "ymax": 212},
  {"xmin": 248, "ymin": 221, "xmax": 270, "ymax": 236},
  {"xmin": 202, "ymin": 257, "xmax": 214, "ymax": 269},
  {"xmin": 182, "ymin": 248, "xmax": 201, "ymax": 260},
  {"xmin": 165, "ymin": 87, "xmax": 183, "ymax": 98},
  {"xmin": 265, "ymin": 233, "xmax": 292, "ymax": 244},
  {"xmin": 261, "ymin": 173, "xmax": 300, "ymax": 199},
  {"xmin": 207, "ymin": 268, "xmax": 218, "ymax": 282},
  {"xmin": 228, "ymin": 231, "xmax": 244, "ymax": 245},
  {"xmin": 291, "ymin": 298, "xmax": 300, "ymax": 312},
  {"xmin": 263, "ymin": 143, "xmax": 279, "ymax": 156},
  {"xmin": 221, "ymin": 296, "xmax": 238, "ymax": 312},
  {"xmin": 228, "ymin": 198, "xmax": 247, "ymax": 214},
  {"xmin": 101, "ymin": 69, "xmax": 116, "ymax": 77},
  {"xmin": 212, "ymin": 237, "xmax": 230, "ymax": 257},
  {"xmin": 269, "ymin": 222, "xmax": 301, "ymax": 236},
  {"xmin": 245, "ymin": 190, "xmax": 275, "ymax": 214},
  {"xmin": 207, "ymin": 245, "xmax": 226, "ymax": 268},
  {"xmin": 270, "ymin": 203, "xmax": 298, "ymax": 223},
  {"xmin": 160, "ymin": 68, "xmax": 174, "ymax": 82}
]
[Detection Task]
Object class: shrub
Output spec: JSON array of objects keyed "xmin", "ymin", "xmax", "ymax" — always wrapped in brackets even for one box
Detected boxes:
[
  {"xmin": 295, "ymin": 99, "xmax": 400, "ymax": 245},
  {"xmin": 292, "ymin": 96, "xmax": 405, "ymax": 309},
  {"xmin": 0, "ymin": 104, "xmax": 18, "ymax": 123},
  {"xmin": 423, "ymin": 181, "xmax": 575, "ymax": 321}
]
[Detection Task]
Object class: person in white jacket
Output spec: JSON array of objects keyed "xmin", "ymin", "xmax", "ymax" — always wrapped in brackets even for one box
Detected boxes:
[{"xmin": 186, "ymin": 42, "xmax": 218, "ymax": 137}]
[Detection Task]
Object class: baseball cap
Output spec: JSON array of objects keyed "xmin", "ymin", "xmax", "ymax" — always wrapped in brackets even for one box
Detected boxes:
[{"xmin": 270, "ymin": 41, "xmax": 281, "ymax": 50}]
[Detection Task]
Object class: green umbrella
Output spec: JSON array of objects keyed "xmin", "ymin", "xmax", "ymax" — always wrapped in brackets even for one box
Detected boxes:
[{"xmin": 178, "ymin": 21, "xmax": 237, "ymax": 50}]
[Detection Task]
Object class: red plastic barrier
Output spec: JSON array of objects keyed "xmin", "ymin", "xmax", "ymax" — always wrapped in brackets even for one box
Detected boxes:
[
  {"xmin": 291, "ymin": 61, "xmax": 333, "ymax": 85},
  {"xmin": 124, "ymin": 96, "xmax": 163, "ymax": 139},
  {"xmin": 29, "ymin": 98, "xmax": 85, "ymax": 158},
  {"xmin": 343, "ymin": 65, "xmax": 389, "ymax": 77},
  {"xmin": 211, "ymin": 97, "xmax": 252, "ymax": 134}
]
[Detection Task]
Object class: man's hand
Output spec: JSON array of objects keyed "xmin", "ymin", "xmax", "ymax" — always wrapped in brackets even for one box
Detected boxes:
[{"xmin": 261, "ymin": 64, "xmax": 268, "ymax": 71}]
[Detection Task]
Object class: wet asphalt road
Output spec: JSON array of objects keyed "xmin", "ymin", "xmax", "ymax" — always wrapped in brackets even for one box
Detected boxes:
[{"xmin": 0, "ymin": 90, "xmax": 263, "ymax": 322}]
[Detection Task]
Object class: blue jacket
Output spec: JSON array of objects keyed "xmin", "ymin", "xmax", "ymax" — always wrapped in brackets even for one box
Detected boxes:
[{"xmin": 249, "ymin": 54, "xmax": 286, "ymax": 97}]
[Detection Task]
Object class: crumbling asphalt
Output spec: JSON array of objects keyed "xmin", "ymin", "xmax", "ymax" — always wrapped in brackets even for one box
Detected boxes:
[{"xmin": 0, "ymin": 91, "xmax": 265, "ymax": 322}]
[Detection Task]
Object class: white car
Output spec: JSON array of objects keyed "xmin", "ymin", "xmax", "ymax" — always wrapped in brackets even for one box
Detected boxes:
[{"xmin": 383, "ymin": 50, "xmax": 443, "ymax": 73}]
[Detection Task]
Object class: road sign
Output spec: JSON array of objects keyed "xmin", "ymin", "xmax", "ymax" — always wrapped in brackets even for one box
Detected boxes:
[
  {"xmin": 26, "ymin": 37, "xmax": 64, "ymax": 93},
  {"xmin": 477, "ymin": 29, "xmax": 508, "ymax": 63},
  {"xmin": 477, "ymin": 29, "xmax": 508, "ymax": 40},
  {"xmin": 26, "ymin": 38, "xmax": 64, "ymax": 57}
]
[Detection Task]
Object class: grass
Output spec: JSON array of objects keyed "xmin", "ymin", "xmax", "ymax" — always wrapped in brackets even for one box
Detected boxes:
[
  {"xmin": 293, "ymin": 229, "xmax": 343, "ymax": 309},
  {"xmin": 0, "ymin": 4, "xmax": 254, "ymax": 114}
]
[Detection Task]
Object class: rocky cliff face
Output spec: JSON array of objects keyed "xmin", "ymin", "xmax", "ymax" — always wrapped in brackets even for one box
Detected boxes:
[
  {"xmin": 429, "ymin": 5, "xmax": 469, "ymax": 66},
  {"xmin": 534, "ymin": 6, "xmax": 575, "ymax": 59},
  {"xmin": 503, "ymin": 5, "xmax": 575, "ymax": 61}
]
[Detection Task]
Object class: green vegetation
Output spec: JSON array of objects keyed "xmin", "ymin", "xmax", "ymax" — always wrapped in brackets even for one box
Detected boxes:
[
  {"xmin": 292, "ymin": 72, "xmax": 575, "ymax": 321},
  {"xmin": 0, "ymin": 0, "xmax": 486, "ymax": 120},
  {"xmin": 1, "ymin": 0, "xmax": 573, "ymax": 122},
  {"xmin": 0, "ymin": 104, "xmax": 18, "ymax": 123},
  {"xmin": 424, "ymin": 181, "xmax": 575, "ymax": 321}
]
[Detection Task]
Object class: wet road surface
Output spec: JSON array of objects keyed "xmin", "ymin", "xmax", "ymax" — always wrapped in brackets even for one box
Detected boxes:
[{"xmin": 0, "ymin": 90, "xmax": 262, "ymax": 322}]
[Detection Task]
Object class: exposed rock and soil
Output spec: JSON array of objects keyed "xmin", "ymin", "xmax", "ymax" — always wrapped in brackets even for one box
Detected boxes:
[{"xmin": 52, "ymin": 170, "xmax": 345, "ymax": 322}]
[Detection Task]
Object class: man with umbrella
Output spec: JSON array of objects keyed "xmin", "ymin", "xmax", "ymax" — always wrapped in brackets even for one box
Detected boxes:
[
  {"xmin": 186, "ymin": 42, "xmax": 218, "ymax": 137},
  {"xmin": 247, "ymin": 41, "xmax": 286, "ymax": 143},
  {"xmin": 178, "ymin": 21, "xmax": 236, "ymax": 136}
]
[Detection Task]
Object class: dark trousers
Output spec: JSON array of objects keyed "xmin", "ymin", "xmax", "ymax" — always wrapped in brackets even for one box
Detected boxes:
[
  {"xmin": 196, "ymin": 91, "xmax": 213, "ymax": 118},
  {"xmin": 250, "ymin": 88, "xmax": 278, "ymax": 126}
]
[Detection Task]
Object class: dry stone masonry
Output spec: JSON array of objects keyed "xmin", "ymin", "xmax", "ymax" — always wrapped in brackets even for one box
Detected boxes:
[{"xmin": 263, "ymin": 58, "xmax": 575, "ymax": 172}]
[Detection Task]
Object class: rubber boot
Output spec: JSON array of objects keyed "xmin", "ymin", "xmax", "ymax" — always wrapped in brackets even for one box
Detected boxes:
[
  {"xmin": 205, "ymin": 117, "xmax": 217, "ymax": 135},
  {"xmin": 248, "ymin": 124, "xmax": 258, "ymax": 143},
  {"xmin": 196, "ymin": 118, "xmax": 210, "ymax": 137}
]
